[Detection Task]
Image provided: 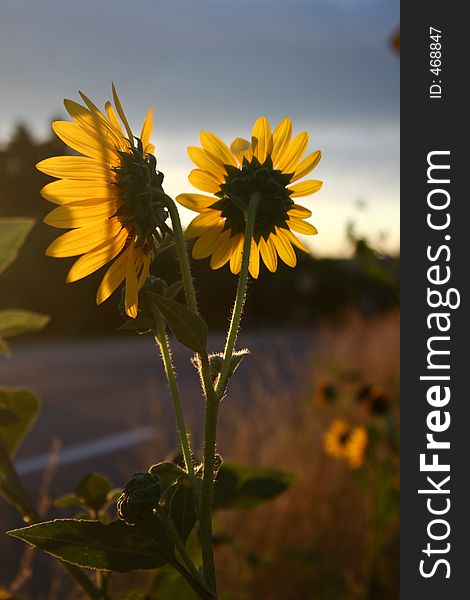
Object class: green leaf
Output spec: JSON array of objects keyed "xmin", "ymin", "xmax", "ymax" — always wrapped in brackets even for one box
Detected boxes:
[
  {"xmin": 149, "ymin": 462, "xmax": 186, "ymax": 492},
  {"xmin": 149, "ymin": 292, "xmax": 208, "ymax": 354},
  {"xmin": 54, "ymin": 493, "xmax": 81, "ymax": 509},
  {"xmin": 0, "ymin": 218, "xmax": 35, "ymax": 275},
  {"xmin": 0, "ymin": 310, "xmax": 50, "ymax": 339},
  {"xmin": 168, "ymin": 478, "xmax": 197, "ymax": 544},
  {"xmin": 75, "ymin": 473, "xmax": 113, "ymax": 513},
  {"xmin": 0, "ymin": 407, "xmax": 20, "ymax": 426},
  {"xmin": 0, "ymin": 388, "xmax": 40, "ymax": 466},
  {"xmin": 213, "ymin": 461, "xmax": 297, "ymax": 510},
  {"xmin": 8, "ymin": 519, "xmax": 173, "ymax": 572}
]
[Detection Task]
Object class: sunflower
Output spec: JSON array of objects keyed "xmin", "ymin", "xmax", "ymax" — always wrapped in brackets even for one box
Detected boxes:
[
  {"xmin": 37, "ymin": 86, "xmax": 169, "ymax": 318},
  {"xmin": 176, "ymin": 117, "xmax": 322, "ymax": 277},
  {"xmin": 323, "ymin": 419, "xmax": 368, "ymax": 469}
]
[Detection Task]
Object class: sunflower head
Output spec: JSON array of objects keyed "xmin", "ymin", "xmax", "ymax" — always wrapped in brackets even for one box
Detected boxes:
[
  {"xmin": 323, "ymin": 419, "xmax": 368, "ymax": 469},
  {"xmin": 177, "ymin": 117, "xmax": 322, "ymax": 278},
  {"xmin": 37, "ymin": 86, "xmax": 169, "ymax": 318}
]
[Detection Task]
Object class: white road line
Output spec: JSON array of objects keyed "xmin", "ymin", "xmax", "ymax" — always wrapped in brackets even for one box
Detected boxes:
[{"xmin": 14, "ymin": 426, "xmax": 155, "ymax": 476}]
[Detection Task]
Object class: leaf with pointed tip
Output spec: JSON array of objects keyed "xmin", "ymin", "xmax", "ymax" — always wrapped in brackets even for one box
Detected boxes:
[
  {"xmin": 148, "ymin": 293, "xmax": 208, "ymax": 354},
  {"xmin": 0, "ymin": 310, "xmax": 49, "ymax": 339},
  {"xmin": 8, "ymin": 519, "xmax": 173, "ymax": 572},
  {"xmin": 0, "ymin": 218, "xmax": 34, "ymax": 275},
  {"xmin": 213, "ymin": 461, "xmax": 297, "ymax": 510},
  {"xmin": 0, "ymin": 388, "xmax": 40, "ymax": 470}
]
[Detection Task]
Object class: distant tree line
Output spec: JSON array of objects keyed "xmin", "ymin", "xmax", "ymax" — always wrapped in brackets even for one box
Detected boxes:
[{"xmin": 0, "ymin": 123, "xmax": 399, "ymax": 338}]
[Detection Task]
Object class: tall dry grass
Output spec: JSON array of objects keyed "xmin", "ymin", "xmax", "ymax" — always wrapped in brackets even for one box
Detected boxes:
[{"xmin": 212, "ymin": 312, "xmax": 400, "ymax": 599}]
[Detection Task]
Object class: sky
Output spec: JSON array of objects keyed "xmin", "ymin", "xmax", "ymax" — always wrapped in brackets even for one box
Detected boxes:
[{"xmin": 0, "ymin": 0, "xmax": 399, "ymax": 257}]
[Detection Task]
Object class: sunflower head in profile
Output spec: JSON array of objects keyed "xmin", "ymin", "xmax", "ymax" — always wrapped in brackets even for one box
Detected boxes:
[
  {"xmin": 176, "ymin": 117, "xmax": 322, "ymax": 278},
  {"xmin": 37, "ymin": 85, "xmax": 170, "ymax": 318}
]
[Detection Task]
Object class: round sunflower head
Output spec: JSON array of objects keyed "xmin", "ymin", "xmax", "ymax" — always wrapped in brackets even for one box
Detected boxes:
[
  {"xmin": 37, "ymin": 85, "xmax": 170, "ymax": 318},
  {"xmin": 176, "ymin": 117, "xmax": 322, "ymax": 278}
]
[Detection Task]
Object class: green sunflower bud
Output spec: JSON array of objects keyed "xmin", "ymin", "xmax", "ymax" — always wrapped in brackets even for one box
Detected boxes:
[{"xmin": 116, "ymin": 472, "xmax": 162, "ymax": 525}]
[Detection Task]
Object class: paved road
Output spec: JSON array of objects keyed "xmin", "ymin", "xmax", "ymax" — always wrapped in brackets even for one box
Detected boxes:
[{"xmin": 1, "ymin": 331, "xmax": 315, "ymax": 490}]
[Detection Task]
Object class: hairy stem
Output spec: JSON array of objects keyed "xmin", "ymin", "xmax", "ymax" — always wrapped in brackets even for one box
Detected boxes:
[
  {"xmin": 153, "ymin": 310, "xmax": 198, "ymax": 499},
  {"xmin": 215, "ymin": 194, "xmax": 260, "ymax": 399}
]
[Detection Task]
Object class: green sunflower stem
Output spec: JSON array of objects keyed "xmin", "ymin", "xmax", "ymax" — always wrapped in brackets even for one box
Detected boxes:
[
  {"xmin": 153, "ymin": 311, "xmax": 198, "ymax": 501},
  {"xmin": 215, "ymin": 193, "xmax": 260, "ymax": 399},
  {"xmin": 199, "ymin": 194, "xmax": 260, "ymax": 595},
  {"xmin": 164, "ymin": 194, "xmax": 199, "ymax": 314}
]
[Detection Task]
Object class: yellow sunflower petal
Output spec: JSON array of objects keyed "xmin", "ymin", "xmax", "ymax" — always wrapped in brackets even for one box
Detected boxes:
[
  {"xmin": 259, "ymin": 236, "xmax": 277, "ymax": 272},
  {"xmin": 271, "ymin": 117, "xmax": 292, "ymax": 167},
  {"xmin": 251, "ymin": 117, "xmax": 273, "ymax": 164},
  {"xmin": 209, "ymin": 230, "xmax": 233, "ymax": 269},
  {"xmin": 288, "ymin": 180, "xmax": 323, "ymax": 198},
  {"xmin": 230, "ymin": 138, "xmax": 252, "ymax": 165},
  {"xmin": 185, "ymin": 211, "xmax": 224, "ymax": 239},
  {"xmin": 277, "ymin": 132, "xmax": 309, "ymax": 174},
  {"xmin": 288, "ymin": 204, "xmax": 312, "ymax": 219},
  {"xmin": 36, "ymin": 156, "xmax": 112, "ymax": 181},
  {"xmin": 192, "ymin": 225, "xmax": 225, "ymax": 259},
  {"xmin": 52, "ymin": 121, "xmax": 120, "ymax": 163},
  {"xmin": 272, "ymin": 228, "xmax": 297, "ymax": 267},
  {"xmin": 176, "ymin": 193, "xmax": 216, "ymax": 212},
  {"xmin": 96, "ymin": 247, "xmax": 130, "ymax": 304},
  {"xmin": 288, "ymin": 217, "xmax": 318, "ymax": 235},
  {"xmin": 248, "ymin": 239, "xmax": 260, "ymax": 279},
  {"xmin": 44, "ymin": 199, "xmax": 118, "ymax": 229},
  {"xmin": 79, "ymin": 91, "xmax": 108, "ymax": 122},
  {"xmin": 66, "ymin": 229, "xmax": 128, "ymax": 282},
  {"xmin": 105, "ymin": 101, "xmax": 125, "ymax": 137},
  {"xmin": 188, "ymin": 169, "xmax": 223, "ymax": 194},
  {"xmin": 112, "ymin": 83, "xmax": 134, "ymax": 142},
  {"xmin": 46, "ymin": 218, "xmax": 123, "ymax": 257},
  {"xmin": 187, "ymin": 147, "xmax": 226, "ymax": 179},
  {"xmin": 229, "ymin": 234, "xmax": 244, "ymax": 274},
  {"xmin": 64, "ymin": 99, "xmax": 123, "ymax": 148},
  {"xmin": 200, "ymin": 131, "xmax": 237, "ymax": 167},
  {"xmin": 124, "ymin": 245, "xmax": 139, "ymax": 318},
  {"xmin": 291, "ymin": 150, "xmax": 322, "ymax": 182},
  {"xmin": 40, "ymin": 179, "xmax": 116, "ymax": 205},
  {"xmin": 140, "ymin": 107, "xmax": 153, "ymax": 151},
  {"xmin": 138, "ymin": 252, "xmax": 151, "ymax": 289},
  {"xmin": 282, "ymin": 227, "xmax": 310, "ymax": 253}
]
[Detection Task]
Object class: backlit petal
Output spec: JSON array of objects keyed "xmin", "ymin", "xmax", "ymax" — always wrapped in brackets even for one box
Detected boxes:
[
  {"xmin": 288, "ymin": 217, "xmax": 319, "ymax": 235},
  {"xmin": 52, "ymin": 121, "xmax": 120, "ymax": 163},
  {"xmin": 259, "ymin": 236, "xmax": 277, "ymax": 272},
  {"xmin": 96, "ymin": 247, "xmax": 130, "ymax": 304},
  {"xmin": 272, "ymin": 228, "xmax": 297, "ymax": 267},
  {"xmin": 40, "ymin": 179, "xmax": 116, "ymax": 205},
  {"xmin": 140, "ymin": 107, "xmax": 153, "ymax": 151},
  {"xmin": 288, "ymin": 204, "xmax": 312, "ymax": 219},
  {"xmin": 272, "ymin": 118, "xmax": 292, "ymax": 167},
  {"xmin": 192, "ymin": 225, "xmax": 225, "ymax": 259},
  {"xmin": 188, "ymin": 169, "xmax": 223, "ymax": 193},
  {"xmin": 277, "ymin": 132, "xmax": 309, "ymax": 174},
  {"xmin": 66, "ymin": 229, "xmax": 128, "ymax": 282},
  {"xmin": 187, "ymin": 147, "xmax": 226, "ymax": 178},
  {"xmin": 46, "ymin": 219, "xmax": 123, "ymax": 257},
  {"xmin": 230, "ymin": 138, "xmax": 252, "ymax": 165},
  {"xmin": 200, "ymin": 131, "xmax": 237, "ymax": 167},
  {"xmin": 251, "ymin": 117, "xmax": 272, "ymax": 163},
  {"xmin": 36, "ymin": 156, "xmax": 112, "ymax": 181},
  {"xmin": 229, "ymin": 234, "xmax": 244, "ymax": 274},
  {"xmin": 288, "ymin": 180, "xmax": 323, "ymax": 198},
  {"xmin": 125, "ymin": 245, "xmax": 139, "ymax": 318},
  {"xmin": 185, "ymin": 211, "xmax": 224, "ymax": 239},
  {"xmin": 176, "ymin": 193, "xmax": 217, "ymax": 212},
  {"xmin": 291, "ymin": 150, "xmax": 322, "ymax": 182},
  {"xmin": 248, "ymin": 239, "xmax": 260, "ymax": 279},
  {"xmin": 210, "ymin": 230, "xmax": 233, "ymax": 269},
  {"xmin": 44, "ymin": 199, "xmax": 118, "ymax": 228}
]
